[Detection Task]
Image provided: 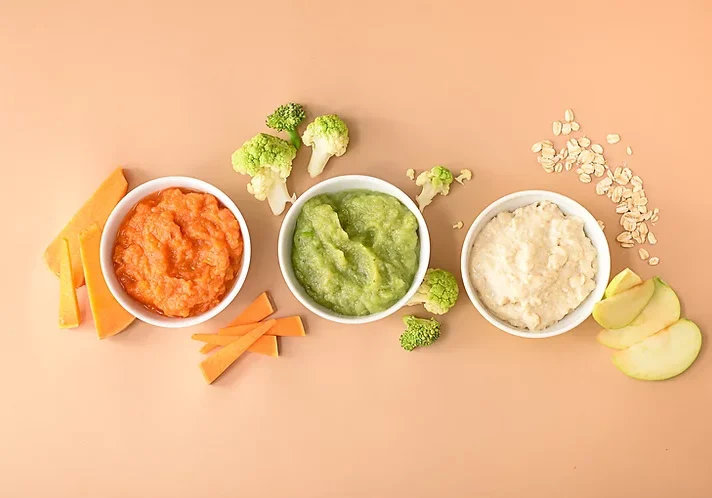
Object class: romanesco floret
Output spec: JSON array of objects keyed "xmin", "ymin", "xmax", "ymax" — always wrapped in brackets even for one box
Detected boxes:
[
  {"xmin": 231, "ymin": 133, "xmax": 297, "ymax": 216},
  {"xmin": 415, "ymin": 165, "xmax": 453, "ymax": 212},
  {"xmin": 400, "ymin": 315, "xmax": 441, "ymax": 351},
  {"xmin": 266, "ymin": 103, "xmax": 306, "ymax": 150},
  {"xmin": 406, "ymin": 268, "xmax": 459, "ymax": 315},
  {"xmin": 301, "ymin": 114, "xmax": 349, "ymax": 178}
]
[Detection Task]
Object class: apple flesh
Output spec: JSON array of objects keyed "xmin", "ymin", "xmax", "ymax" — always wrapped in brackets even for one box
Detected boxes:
[
  {"xmin": 604, "ymin": 268, "xmax": 642, "ymax": 298},
  {"xmin": 597, "ymin": 278, "xmax": 681, "ymax": 349},
  {"xmin": 612, "ymin": 319, "xmax": 702, "ymax": 381},
  {"xmin": 592, "ymin": 278, "xmax": 655, "ymax": 329}
]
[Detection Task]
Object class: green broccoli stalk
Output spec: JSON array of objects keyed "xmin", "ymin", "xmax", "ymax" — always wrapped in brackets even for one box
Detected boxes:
[
  {"xmin": 231, "ymin": 133, "xmax": 297, "ymax": 216},
  {"xmin": 415, "ymin": 165, "xmax": 453, "ymax": 212},
  {"xmin": 406, "ymin": 268, "xmax": 459, "ymax": 315},
  {"xmin": 266, "ymin": 103, "xmax": 306, "ymax": 150},
  {"xmin": 301, "ymin": 114, "xmax": 349, "ymax": 178},
  {"xmin": 400, "ymin": 315, "xmax": 441, "ymax": 351}
]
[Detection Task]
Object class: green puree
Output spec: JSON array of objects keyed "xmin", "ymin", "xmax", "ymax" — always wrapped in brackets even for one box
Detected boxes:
[{"xmin": 292, "ymin": 190, "xmax": 420, "ymax": 316}]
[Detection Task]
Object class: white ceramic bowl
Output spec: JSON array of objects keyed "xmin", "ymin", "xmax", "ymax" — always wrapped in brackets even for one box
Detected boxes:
[
  {"xmin": 100, "ymin": 176, "xmax": 251, "ymax": 328},
  {"xmin": 278, "ymin": 175, "xmax": 430, "ymax": 324},
  {"xmin": 460, "ymin": 190, "xmax": 611, "ymax": 338}
]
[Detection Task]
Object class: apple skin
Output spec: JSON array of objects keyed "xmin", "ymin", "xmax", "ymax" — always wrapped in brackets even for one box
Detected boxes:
[
  {"xmin": 604, "ymin": 268, "xmax": 642, "ymax": 299},
  {"xmin": 597, "ymin": 278, "xmax": 681, "ymax": 349},
  {"xmin": 592, "ymin": 278, "xmax": 655, "ymax": 329},
  {"xmin": 612, "ymin": 319, "xmax": 702, "ymax": 381}
]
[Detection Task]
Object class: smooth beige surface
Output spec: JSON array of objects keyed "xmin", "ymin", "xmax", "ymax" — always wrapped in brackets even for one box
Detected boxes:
[{"xmin": 1, "ymin": 1, "xmax": 711, "ymax": 497}]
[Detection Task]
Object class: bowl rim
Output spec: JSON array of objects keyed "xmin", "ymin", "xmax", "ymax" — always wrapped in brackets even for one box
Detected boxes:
[
  {"xmin": 278, "ymin": 174, "xmax": 431, "ymax": 324},
  {"xmin": 99, "ymin": 176, "xmax": 252, "ymax": 328},
  {"xmin": 460, "ymin": 189, "xmax": 611, "ymax": 339}
]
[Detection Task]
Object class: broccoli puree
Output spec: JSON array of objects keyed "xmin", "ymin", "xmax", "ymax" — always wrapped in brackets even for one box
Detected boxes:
[{"xmin": 292, "ymin": 190, "xmax": 420, "ymax": 316}]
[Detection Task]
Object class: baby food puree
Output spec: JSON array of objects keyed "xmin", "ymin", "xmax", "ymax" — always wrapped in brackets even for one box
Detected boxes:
[
  {"xmin": 113, "ymin": 188, "xmax": 244, "ymax": 318},
  {"xmin": 292, "ymin": 190, "xmax": 419, "ymax": 316}
]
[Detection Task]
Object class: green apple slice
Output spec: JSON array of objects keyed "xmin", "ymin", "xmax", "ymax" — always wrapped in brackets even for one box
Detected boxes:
[
  {"xmin": 597, "ymin": 278, "xmax": 681, "ymax": 349},
  {"xmin": 592, "ymin": 278, "xmax": 655, "ymax": 329},
  {"xmin": 612, "ymin": 319, "xmax": 702, "ymax": 381},
  {"xmin": 604, "ymin": 268, "xmax": 643, "ymax": 298}
]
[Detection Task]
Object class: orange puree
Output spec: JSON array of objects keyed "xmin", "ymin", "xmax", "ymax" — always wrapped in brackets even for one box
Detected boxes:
[{"xmin": 113, "ymin": 188, "xmax": 243, "ymax": 317}]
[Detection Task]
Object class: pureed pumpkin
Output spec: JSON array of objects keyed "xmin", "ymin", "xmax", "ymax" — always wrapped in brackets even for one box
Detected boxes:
[{"xmin": 113, "ymin": 188, "xmax": 244, "ymax": 317}]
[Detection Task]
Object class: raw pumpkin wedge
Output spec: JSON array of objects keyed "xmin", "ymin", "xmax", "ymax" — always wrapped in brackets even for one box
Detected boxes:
[
  {"xmin": 198, "ymin": 316, "xmax": 304, "ymax": 354},
  {"xmin": 44, "ymin": 168, "xmax": 128, "ymax": 288},
  {"xmin": 199, "ymin": 320, "xmax": 276, "ymax": 384},
  {"xmin": 229, "ymin": 292, "xmax": 275, "ymax": 325},
  {"xmin": 79, "ymin": 224, "xmax": 135, "ymax": 339},
  {"xmin": 220, "ymin": 316, "xmax": 305, "ymax": 337},
  {"xmin": 192, "ymin": 334, "xmax": 279, "ymax": 357},
  {"xmin": 200, "ymin": 292, "xmax": 277, "ymax": 354},
  {"xmin": 58, "ymin": 238, "xmax": 81, "ymax": 329}
]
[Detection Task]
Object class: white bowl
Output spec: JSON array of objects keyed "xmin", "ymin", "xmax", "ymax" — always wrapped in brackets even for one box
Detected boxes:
[
  {"xmin": 460, "ymin": 190, "xmax": 611, "ymax": 338},
  {"xmin": 100, "ymin": 176, "xmax": 251, "ymax": 328},
  {"xmin": 278, "ymin": 175, "xmax": 430, "ymax": 324}
]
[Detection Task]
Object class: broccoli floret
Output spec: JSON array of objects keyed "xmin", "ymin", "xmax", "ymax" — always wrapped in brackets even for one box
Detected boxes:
[
  {"xmin": 231, "ymin": 133, "xmax": 297, "ymax": 216},
  {"xmin": 415, "ymin": 166, "xmax": 453, "ymax": 212},
  {"xmin": 406, "ymin": 268, "xmax": 459, "ymax": 315},
  {"xmin": 302, "ymin": 114, "xmax": 349, "ymax": 178},
  {"xmin": 266, "ymin": 103, "xmax": 306, "ymax": 150},
  {"xmin": 400, "ymin": 315, "xmax": 441, "ymax": 351}
]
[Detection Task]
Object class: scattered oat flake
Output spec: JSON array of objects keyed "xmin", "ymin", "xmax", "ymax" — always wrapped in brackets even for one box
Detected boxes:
[
  {"xmin": 626, "ymin": 146, "xmax": 633, "ymax": 155},
  {"xmin": 621, "ymin": 242, "xmax": 635, "ymax": 248},
  {"xmin": 406, "ymin": 168, "xmax": 415, "ymax": 180},
  {"xmin": 607, "ymin": 133, "xmax": 621, "ymax": 144},
  {"xmin": 591, "ymin": 143, "xmax": 604, "ymax": 154},
  {"xmin": 648, "ymin": 256, "xmax": 660, "ymax": 266},
  {"xmin": 571, "ymin": 121, "xmax": 580, "ymax": 131},
  {"xmin": 616, "ymin": 232, "xmax": 633, "ymax": 243},
  {"xmin": 647, "ymin": 232, "xmax": 657, "ymax": 244},
  {"xmin": 639, "ymin": 248, "xmax": 650, "ymax": 260},
  {"xmin": 532, "ymin": 142, "xmax": 543, "ymax": 153},
  {"xmin": 553, "ymin": 121, "xmax": 562, "ymax": 136},
  {"xmin": 453, "ymin": 221, "xmax": 464, "ymax": 230},
  {"xmin": 597, "ymin": 220, "xmax": 605, "ymax": 230},
  {"xmin": 564, "ymin": 109, "xmax": 575, "ymax": 122},
  {"xmin": 562, "ymin": 122, "xmax": 572, "ymax": 135}
]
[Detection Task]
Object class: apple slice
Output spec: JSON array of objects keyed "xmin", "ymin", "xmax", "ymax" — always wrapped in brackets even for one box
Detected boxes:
[
  {"xmin": 604, "ymin": 268, "xmax": 642, "ymax": 298},
  {"xmin": 612, "ymin": 319, "xmax": 702, "ymax": 381},
  {"xmin": 597, "ymin": 278, "xmax": 681, "ymax": 349},
  {"xmin": 593, "ymin": 278, "xmax": 655, "ymax": 329}
]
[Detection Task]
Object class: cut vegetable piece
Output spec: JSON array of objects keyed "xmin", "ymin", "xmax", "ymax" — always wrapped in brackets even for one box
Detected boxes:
[
  {"xmin": 612, "ymin": 319, "xmax": 702, "ymax": 381},
  {"xmin": 199, "ymin": 343, "xmax": 216, "ymax": 354},
  {"xmin": 597, "ymin": 278, "xmax": 681, "ymax": 349},
  {"xmin": 248, "ymin": 335, "xmax": 279, "ymax": 357},
  {"xmin": 604, "ymin": 268, "xmax": 643, "ymax": 298},
  {"xmin": 229, "ymin": 292, "xmax": 275, "ymax": 326},
  {"xmin": 592, "ymin": 278, "xmax": 655, "ymax": 329},
  {"xmin": 79, "ymin": 224, "xmax": 135, "ymax": 339},
  {"xmin": 219, "ymin": 316, "xmax": 305, "ymax": 337},
  {"xmin": 58, "ymin": 238, "xmax": 81, "ymax": 328},
  {"xmin": 44, "ymin": 168, "xmax": 128, "ymax": 287},
  {"xmin": 192, "ymin": 334, "xmax": 278, "ymax": 357},
  {"xmin": 198, "ymin": 317, "xmax": 303, "ymax": 354},
  {"xmin": 201, "ymin": 292, "xmax": 277, "ymax": 353},
  {"xmin": 199, "ymin": 320, "xmax": 276, "ymax": 384}
]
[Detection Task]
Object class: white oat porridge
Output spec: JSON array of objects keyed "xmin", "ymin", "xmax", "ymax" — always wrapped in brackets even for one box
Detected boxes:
[{"xmin": 469, "ymin": 201, "xmax": 597, "ymax": 331}]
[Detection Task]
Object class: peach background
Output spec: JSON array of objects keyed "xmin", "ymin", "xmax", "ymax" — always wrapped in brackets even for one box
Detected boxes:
[{"xmin": 1, "ymin": 1, "xmax": 711, "ymax": 497}]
